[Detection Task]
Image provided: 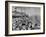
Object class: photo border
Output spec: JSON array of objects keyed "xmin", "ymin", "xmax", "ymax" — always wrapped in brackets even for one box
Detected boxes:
[{"xmin": 5, "ymin": 1, "xmax": 45, "ymax": 36}]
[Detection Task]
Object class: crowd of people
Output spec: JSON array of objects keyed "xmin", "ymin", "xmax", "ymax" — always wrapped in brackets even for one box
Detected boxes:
[{"xmin": 12, "ymin": 12, "xmax": 40, "ymax": 31}]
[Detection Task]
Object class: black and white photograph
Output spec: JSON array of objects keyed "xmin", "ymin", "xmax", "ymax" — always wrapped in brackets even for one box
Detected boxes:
[
  {"xmin": 12, "ymin": 7, "xmax": 40, "ymax": 30},
  {"xmin": 5, "ymin": 1, "xmax": 45, "ymax": 36}
]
